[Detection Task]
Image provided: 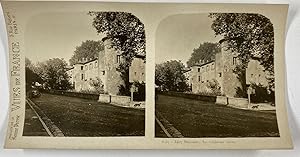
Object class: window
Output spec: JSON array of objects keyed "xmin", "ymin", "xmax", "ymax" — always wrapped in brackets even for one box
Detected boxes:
[
  {"xmin": 81, "ymin": 66, "xmax": 83, "ymax": 70},
  {"xmin": 95, "ymin": 61, "xmax": 98, "ymax": 67},
  {"xmin": 233, "ymin": 57, "xmax": 237, "ymax": 65},
  {"xmin": 211, "ymin": 63, "xmax": 215, "ymax": 70},
  {"xmin": 102, "ymin": 71, "xmax": 105, "ymax": 75},
  {"xmin": 134, "ymin": 72, "xmax": 137, "ymax": 76},
  {"xmin": 198, "ymin": 68, "xmax": 200, "ymax": 72},
  {"xmin": 219, "ymin": 72, "xmax": 222, "ymax": 77},
  {"xmin": 117, "ymin": 55, "xmax": 121, "ymax": 63},
  {"xmin": 81, "ymin": 74, "xmax": 84, "ymax": 80},
  {"xmin": 198, "ymin": 76, "xmax": 201, "ymax": 82},
  {"xmin": 206, "ymin": 65, "xmax": 209, "ymax": 71},
  {"xmin": 85, "ymin": 65, "xmax": 88, "ymax": 70},
  {"xmin": 142, "ymin": 73, "xmax": 144, "ymax": 76}
]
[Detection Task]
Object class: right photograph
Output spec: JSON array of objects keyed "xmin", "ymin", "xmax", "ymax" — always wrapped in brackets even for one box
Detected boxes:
[{"xmin": 155, "ymin": 13, "xmax": 280, "ymax": 138}]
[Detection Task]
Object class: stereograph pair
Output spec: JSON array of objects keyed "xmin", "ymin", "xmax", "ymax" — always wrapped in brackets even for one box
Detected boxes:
[{"xmin": 1, "ymin": 1, "xmax": 293, "ymax": 149}]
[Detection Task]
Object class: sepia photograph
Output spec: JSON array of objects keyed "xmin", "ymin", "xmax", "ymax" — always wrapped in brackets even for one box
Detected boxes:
[
  {"xmin": 24, "ymin": 11, "xmax": 146, "ymax": 137},
  {"xmin": 2, "ymin": 1, "xmax": 292, "ymax": 149},
  {"xmin": 155, "ymin": 13, "xmax": 279, "ymax": 138}
]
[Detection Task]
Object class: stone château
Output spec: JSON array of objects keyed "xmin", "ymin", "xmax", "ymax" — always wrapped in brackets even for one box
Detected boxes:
[
  {"xmin": 188, "ymin": 39, "xmax": 269, "ymax": 97},
  {"xmin": 66, "ymin": 37, "xmax": 145, "ymax": 95}
]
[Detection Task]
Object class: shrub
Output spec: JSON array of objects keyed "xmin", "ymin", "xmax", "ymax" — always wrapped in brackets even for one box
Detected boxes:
[
  {"xmin": 250, "ymin": 83, "xmax": 275, "ymax": 104},
  {"xmin": 89, "ymin": 77, "xmax": 104, "ymax": 94},
  {"xmin": 206, "ymin": 79, "xmax": 222, "ymax": 96},
  {"xmin": 132, "ymin": 81, "xmax": 145, "ymax": 101}
]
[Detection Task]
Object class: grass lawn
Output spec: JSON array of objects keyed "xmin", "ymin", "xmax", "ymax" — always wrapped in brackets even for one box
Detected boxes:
[
  {"xmin": 29, "ymin": 93, "xmax": 145, "ymax": 136},
  {"xmin": 155, "ymin": 94, "xmax": 279, "ymax": 138}
]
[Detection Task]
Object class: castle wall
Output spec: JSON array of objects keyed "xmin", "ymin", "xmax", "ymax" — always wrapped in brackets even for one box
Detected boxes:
[
  {"xmin": 246, "ymin": 59, "xmax": 268, "ymax": 87},
  {"xmin": 129, "ymin": 57, "xmax": 145, "ymax": 83},
  {"xmin": 215, "ymin": 52, "xmax": 224, "ymax": 94},
  {"xmin": 73, "ymin": 64, "xmax": 85, "ymax": 91},
  {"xmin": 219, "ymin": 43, "xmax": 242, "ymax": 97},
  {"xmin": 98, "ymin": 50, "xmax": 106, "ymax": 92},
  {"xmin": 103, "ymin": 38, "xmax": 124, "ymax": 95},
  {"xmin": 70, "ymin": 60, "xmax": 99, "ymax": 92},
  {"xmin": 190, "ymin": 61, "xmax": 216, "ymax": 94},
  {"xmin": 188, "ymin": 41, "xmax": 270, "ymax": 98},
  {"xmin": 67, "ymin": 37, "xmax": 145, "ymax": 95}
]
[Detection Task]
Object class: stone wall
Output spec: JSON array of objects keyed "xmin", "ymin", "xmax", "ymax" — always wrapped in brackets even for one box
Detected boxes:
[
  {"xmin": 98, "ymin": 94, "xmax": 111, "ymax": 103},
  {"xmin": 190, "ymin": 61, "xmax": 217, "ymax": 94},
  {"xmin": 216, "ymin": 96, "xmax": 248, "ymax": 109},
  {"xmin": 218, "ymin": 41, "xmax": 242, "ymax": 97},
  {"xmin": 111, "ymin": 95, "xmax": 131, "ymax": 106},
  {"xmin": 246, "ymin": 59, "xmax": 269, "ymax": 86},
  {"xmin": 129, "ymin": 56, "xmax": 145, "ymax": 83},
  {"xmin": 102, "ymin": 38, "xmax": 125, "ymax": 95},
  {"xmin": 98, "ymin": 94, "xmax": 131, "ymax": 107}
]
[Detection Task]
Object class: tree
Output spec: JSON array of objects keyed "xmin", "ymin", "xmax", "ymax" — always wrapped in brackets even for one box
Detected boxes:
[
  {"xmin": 155, "ymin": 60, "xmax": 189, "ymax": 92},
  {"xmin": 206, "ymin": 79, "xmax": 222, "ymax": 96},
  {"xmin": 25, "ymin": 58, "xmax": 42, "ymax": 92},
  {"xmin": 88, "ymin": 12, "xmax": 145, "ymax": 67},
  {"xmin": 69, "ymin": 40, "xmax": 104, "ymax": 65},
  {"xmin": 36, "ymin": 58, "xmax": 71, "ymax": 90},
  {"xmin": 89, "ymin": 77, "xmax": 104, "ymax": 94},
  {"xmin": 187, "ymin": 42, "xmax": 221, "ymax": 67},
  {"xmin": 209, "ymin": 13, "xmax": 275, "ymax": 89},
  {"xmin": 88, "ymin": 12, "xmax": 146, "ymax": 95}
]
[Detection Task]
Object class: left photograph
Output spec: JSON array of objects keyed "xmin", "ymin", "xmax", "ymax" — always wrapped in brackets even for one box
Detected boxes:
[{"xmin": 24, "ymin": 12, "xmax": 146, "ymax": 137}]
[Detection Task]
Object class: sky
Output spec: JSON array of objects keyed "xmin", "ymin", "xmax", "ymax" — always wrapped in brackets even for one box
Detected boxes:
[
  {"xmin": 25, "ymin": 12, "xmax": 221, "ymax": 66},
  {"xmin": 25, "ymin": 12, "xmax": 103, "ymax": 64},
  {"xmin": 155, "ymin": 13, "xmax": 221, "ymax": 66}
]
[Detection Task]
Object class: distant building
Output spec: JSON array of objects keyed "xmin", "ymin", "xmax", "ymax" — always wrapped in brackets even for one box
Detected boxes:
[
  {"xmin": 188, "ymin": 39, "xmax": 269, "ymax": 97},
  {"xmin": 66, "ymin": 37, "xmax": 145, "ymax": 95}
]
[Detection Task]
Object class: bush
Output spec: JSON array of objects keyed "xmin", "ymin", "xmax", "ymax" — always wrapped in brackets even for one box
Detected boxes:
[
  {"xmin": 132, "ymin": 81, "xmax": 145, "ymax": 101},
  {"xmin": 250, "ymin": 84, "xmax": 275, "ymax": 104},
  {"xmin": 89, "ymin": 77, "xmax": 104, "ymax": 94},
  {"xmin": 205, "ymin": 79, "xmax": 222, "ymax": 96}
]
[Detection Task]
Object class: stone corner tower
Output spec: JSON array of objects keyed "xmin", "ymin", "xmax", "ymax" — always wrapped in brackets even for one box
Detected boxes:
[{"xmin": 100, "ymin": 36, "xmax": 125, "ymax": 95}]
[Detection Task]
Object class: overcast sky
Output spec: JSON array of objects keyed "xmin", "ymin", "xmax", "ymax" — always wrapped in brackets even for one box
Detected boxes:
[
  {"xmin": 25, "ymin": 12, "xmax": 103, "ymax": 64},
  {"xmin": 155, "ymin": 13, "xmax": 221, "ymax": 66}
]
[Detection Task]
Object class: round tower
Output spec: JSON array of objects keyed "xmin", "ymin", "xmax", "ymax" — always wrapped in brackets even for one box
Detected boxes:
[{"xmin": 101, "ymin": 37, "xmax": 125, "ymax": 95}]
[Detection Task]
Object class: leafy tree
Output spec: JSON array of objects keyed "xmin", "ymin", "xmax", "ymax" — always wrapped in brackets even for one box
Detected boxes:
[
  {"xmin": 187, "ymin": 42, "xmax": 221, "ymax": 67},
  {"xmin": 206, "ymin": 79, "xmax": 222, "ymax": 96},
  {"xmin": 36, "ymin": 58, "xmax": 71, "ymax": 90},
  {"xmin": 209, "ymin": 13, "xmax": 275, "ymax": 89},
  {"xmin": 69, "ymin": 40, "xmax": 104, "ymax": 65},
  {"xmin": 25, "ymin": 58, "xmax": 42, "ymax": 92},
  {"xmin": 88, "ymin": 12, "xmax": 145, "ymax": 66},
  {"xmin": 155, "ymin": 60, "xmax": 189, "ymax": 92},
  {"xmin": 88, "ymin": 12, "xmax": 146, "ymax": 95},
  {"xmin": 89, "ymin": 77, "xmax": 104, "ymax": 94}
]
